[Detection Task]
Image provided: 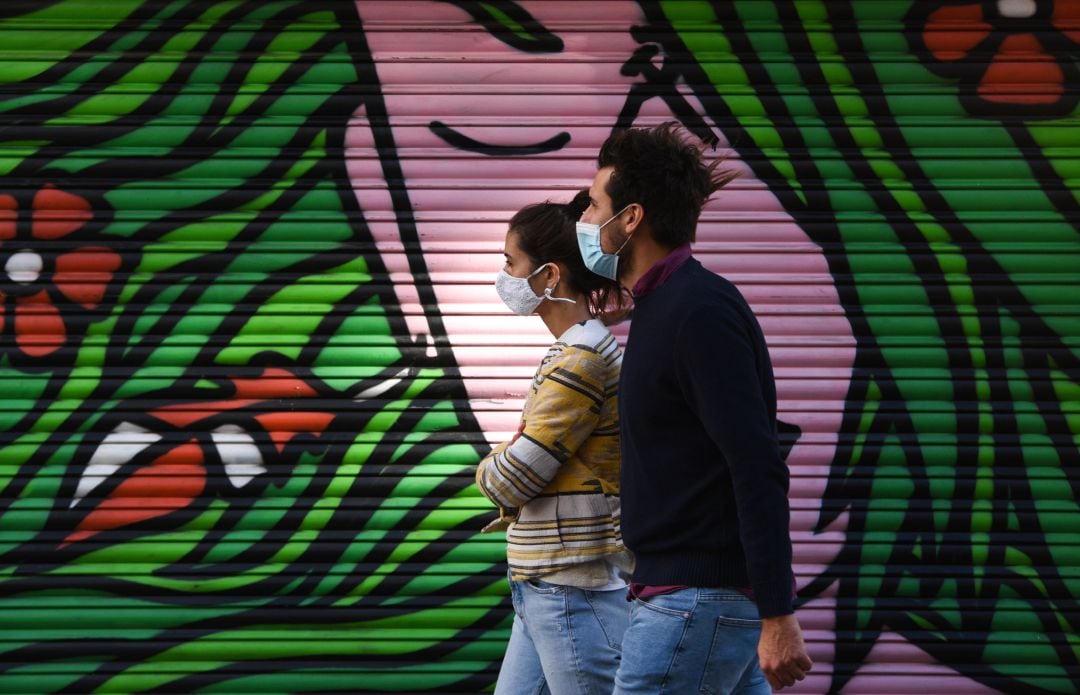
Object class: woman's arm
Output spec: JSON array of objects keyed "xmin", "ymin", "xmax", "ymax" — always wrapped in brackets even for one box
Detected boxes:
[{"xmin": 475, "ymin": 346, "xmax": 608, "ymax": 510}]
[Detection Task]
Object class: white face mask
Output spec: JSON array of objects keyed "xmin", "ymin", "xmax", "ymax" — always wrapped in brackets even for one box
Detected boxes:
[{"xmin": 494, "ymin": 262, "xmax": 576, "ymax": 316}]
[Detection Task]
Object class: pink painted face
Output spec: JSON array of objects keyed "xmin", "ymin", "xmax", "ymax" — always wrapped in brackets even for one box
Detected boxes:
[{"xmin": 348, "ymin": 4, "xmax": 986, "ymax": 691}]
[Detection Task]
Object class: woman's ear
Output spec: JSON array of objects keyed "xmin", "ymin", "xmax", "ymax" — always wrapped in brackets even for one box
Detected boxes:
[
  {"xmin": 543, "ymin": 262, "xmax": 562, "ymax": 290},
  {"xmin": 527, "ymin": 262, "xmax": 558, "ymax": 292}
]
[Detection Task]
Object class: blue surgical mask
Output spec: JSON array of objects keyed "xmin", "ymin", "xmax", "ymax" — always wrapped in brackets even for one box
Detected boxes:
[{"xmin": 576, "ymin": 205, "xmax": 633, "ymax": 281}]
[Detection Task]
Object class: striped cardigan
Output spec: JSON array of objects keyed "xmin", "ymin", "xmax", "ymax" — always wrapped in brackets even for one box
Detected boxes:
[{"xmin": 476, "ymin": 319, "xmax": 625, "ymax": 580}]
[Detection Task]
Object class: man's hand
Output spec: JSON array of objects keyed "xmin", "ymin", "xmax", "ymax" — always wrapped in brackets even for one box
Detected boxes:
[{"xmin": 759, "ymin": 613, "xmax": 812, "ymax": 691}]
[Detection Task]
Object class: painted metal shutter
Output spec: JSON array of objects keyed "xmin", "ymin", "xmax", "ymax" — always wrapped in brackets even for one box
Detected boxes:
[{"xmin": 0, "ymin": 1, "xmax": 1076, "ymax": 693}]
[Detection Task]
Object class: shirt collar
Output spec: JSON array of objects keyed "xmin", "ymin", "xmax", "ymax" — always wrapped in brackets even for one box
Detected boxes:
[{"xmin": 631, "ymin": 244, "xmax": 692, "ymax": 298}]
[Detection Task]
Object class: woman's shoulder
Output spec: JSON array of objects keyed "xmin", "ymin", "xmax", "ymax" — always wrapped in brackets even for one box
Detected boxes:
[
  {"xmin": 558, "ymin": 319, "xmax": 617, "ymax": 353},
  {"xmin": 543, "ymin": 320, "xmax": 620, "ymax": 377}
]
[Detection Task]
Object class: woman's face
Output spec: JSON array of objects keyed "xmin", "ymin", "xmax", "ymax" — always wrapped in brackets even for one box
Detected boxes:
[
  {"xmin": 501, "ymin": 231, "xmax": 539, "ymax": 281},
  {"xmin": 502, "ymin": 229, "xmax": 551, "ymax": 297}
]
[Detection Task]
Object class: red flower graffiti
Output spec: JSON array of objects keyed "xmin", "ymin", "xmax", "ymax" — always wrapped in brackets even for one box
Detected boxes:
[
  {"xmin": 915, "ymin": 0, "xmax": 1079, "ymax": 118},
  {"xmin": 0, "ymin": 185, "xmax": 121, "ymax": 360}
]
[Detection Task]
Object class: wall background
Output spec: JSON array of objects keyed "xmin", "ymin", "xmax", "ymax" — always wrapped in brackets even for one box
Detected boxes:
[{"xmin": 0, "ymin": 0, "xmax": 1076, "ymax": 692}]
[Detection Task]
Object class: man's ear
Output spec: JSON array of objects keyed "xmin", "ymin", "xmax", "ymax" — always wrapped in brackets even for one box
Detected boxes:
[{"xmin": 624, "ymin": 203, "xmax": 645, "ymax": 234}]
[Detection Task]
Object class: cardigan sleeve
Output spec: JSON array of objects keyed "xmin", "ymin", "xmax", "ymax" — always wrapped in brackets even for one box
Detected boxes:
[{"xmin": 475, "ymin": 345, "xmax": 606, "ymax": 511}]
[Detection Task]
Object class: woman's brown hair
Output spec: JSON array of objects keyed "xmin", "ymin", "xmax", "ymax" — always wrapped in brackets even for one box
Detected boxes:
[{"xmin": 509, "ymin": 190, "xmax": 632, "ymax": 324}]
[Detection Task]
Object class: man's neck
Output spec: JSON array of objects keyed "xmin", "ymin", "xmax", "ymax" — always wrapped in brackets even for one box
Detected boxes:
[{"xmin": 620, "ymin": 234, "xmax": 679, "ymax": 292}]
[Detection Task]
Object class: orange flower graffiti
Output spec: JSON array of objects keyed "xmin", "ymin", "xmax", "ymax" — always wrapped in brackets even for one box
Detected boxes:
[
  {"xmin": 0, "ymin": 185, "xmax": 121, "ymax": 359},
  {"xmin": 917, "ymin": 0, "xmax": 1079, "ymax": 118}
]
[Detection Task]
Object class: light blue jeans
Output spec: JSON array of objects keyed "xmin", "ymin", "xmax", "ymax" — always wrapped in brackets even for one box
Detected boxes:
[
  {"xmin": 494, "ymin": 576, "xmax": 629, "ymax": 695},
  {"xmin": 613, "ymin": 587, "xmax": 771, "ymax": 695}
]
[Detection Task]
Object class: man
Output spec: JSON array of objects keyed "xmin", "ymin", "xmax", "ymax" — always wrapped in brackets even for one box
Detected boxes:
[{"xmin": 578, "ymin": 123, "xmax": 813, "ymax": 693}]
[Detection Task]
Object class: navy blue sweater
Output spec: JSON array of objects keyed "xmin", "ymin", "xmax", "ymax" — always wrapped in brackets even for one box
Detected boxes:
[{"xmin": 620, "ymin": 257, "xmax": 794, "ymax": 617}]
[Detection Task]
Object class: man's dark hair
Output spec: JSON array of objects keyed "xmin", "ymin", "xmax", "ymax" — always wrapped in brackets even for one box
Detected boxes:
[{"xmin": 597, "ymin": 122, "xmax": 737, "ymax": 247}]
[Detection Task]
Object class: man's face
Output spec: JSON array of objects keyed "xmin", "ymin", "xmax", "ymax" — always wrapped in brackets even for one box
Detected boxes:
[
  {"xmin": 582, "ymin": 168, "xmax": 615, "ymax": 226},
  {"xmin": 584, "ymin": 166, "xmax": 636, "ymax": 281},
  {"xmin": 584, "ymin": 167, "xmax": 626, "ymax": 252}
]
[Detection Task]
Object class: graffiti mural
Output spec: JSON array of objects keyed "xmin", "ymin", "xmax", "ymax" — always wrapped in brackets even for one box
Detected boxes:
[{"xmin": 0, "ymin": 1, "xmax": 1076, "ymax": 693}]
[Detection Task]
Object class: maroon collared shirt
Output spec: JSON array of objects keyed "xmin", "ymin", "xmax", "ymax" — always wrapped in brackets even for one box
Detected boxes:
[{"xmin": 631, "ymin": 243, "xmax": 692, "ymax": 298}]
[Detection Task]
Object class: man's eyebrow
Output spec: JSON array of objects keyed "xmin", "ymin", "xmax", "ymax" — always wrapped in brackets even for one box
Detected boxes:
[{"xmin": 438, "ymin": 0, "xmax": 563, "ymax": 53}]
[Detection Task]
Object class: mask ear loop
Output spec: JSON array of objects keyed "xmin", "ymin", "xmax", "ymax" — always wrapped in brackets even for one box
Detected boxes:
[
  {"xmin": 609, "ymin": 204, "xmax": 637, "ymax": 256},
  {"xmin": 544, "ymin": 286, "xmax": 576, "ymax": 304},
  {"xmin": 531, "ymin": 263, "xmax": 577, "ymax": 305}
]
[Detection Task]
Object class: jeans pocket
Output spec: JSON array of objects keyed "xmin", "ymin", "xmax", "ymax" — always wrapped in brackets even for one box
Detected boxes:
[
  {"xmin": 699, "ymin": 605, "xmax": 763, "ymax": 694},
  {"xmin": 633, "ymin": 588, "xmax": 697, "ymax": 619},
  {"xmin": 715, "ymin": 614, "xmax": 762, "ymax": 628},
  {"xmin": 522, "ymin": 577, "xmax": 564, "ymax": 595},
  {"xmin": 622, "ymin": 594, "xmax": 696, "ymax": 691}
]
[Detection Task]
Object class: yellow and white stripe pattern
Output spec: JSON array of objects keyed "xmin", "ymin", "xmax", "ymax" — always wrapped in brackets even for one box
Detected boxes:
[{"xmin": 476, "ymin": 319, "xmax": 624, "ymax": 579}]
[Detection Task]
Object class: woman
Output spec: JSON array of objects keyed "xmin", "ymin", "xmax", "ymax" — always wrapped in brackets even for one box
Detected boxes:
[{"xmin": 477, "ymin": 190, "xmax": 633, "ymax": 695}]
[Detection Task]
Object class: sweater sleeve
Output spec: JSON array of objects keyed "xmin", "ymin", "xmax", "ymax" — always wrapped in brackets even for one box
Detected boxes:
[
  {"xmin": 676, "ymin": 300, "xmax": 794, "ymax": 617},
  {"xmin": 475, "ymin": 346, "xmax": 605, "ymax": 510}
]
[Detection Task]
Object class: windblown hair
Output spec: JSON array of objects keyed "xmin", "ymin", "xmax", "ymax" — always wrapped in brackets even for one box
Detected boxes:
[
  {"xmin": 510, "ymin": 190, "xmax": 632, "ymax": 323},
  {"xmin": 597, "ymin": 122, "xmax": 737, "ymax": 247}
]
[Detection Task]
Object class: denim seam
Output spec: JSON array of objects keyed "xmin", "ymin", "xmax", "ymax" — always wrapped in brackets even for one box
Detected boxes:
[
  {"xmin": 563, "ymin": 588, "xmax": 592, "ymax": 695},
  {"xmin": 699, "ymin": 617, "xmax": 724, "ymax": 695},
  {"xmin": 698, "ymin": 592, "xmax": 749, "ymax": 602},
  {"xmin": 660, "ymin": 603, "xmax": 695, "ymax": 694},
  {"xmin": 592, "ymin": 590, "xmax": 624, "ymax": 650},
  {"xmin": 510, "ymin": 581, "xmax": 524, "ymax": 621}
]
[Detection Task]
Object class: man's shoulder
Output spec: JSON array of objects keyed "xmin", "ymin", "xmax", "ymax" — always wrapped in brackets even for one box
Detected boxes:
[{"xmin": 675, "ymin": 259, "xmax": 749, "ymax": 312}]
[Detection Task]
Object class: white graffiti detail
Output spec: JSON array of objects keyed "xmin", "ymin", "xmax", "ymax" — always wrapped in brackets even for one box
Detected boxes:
[
  {"xmin": 354, "ymin": 367, "xmax": 409, "ymax": 401},
  {"xmin": 72, "ymin": 422, "xmax": 161, "ymax": 506},
  {"xmin": 998, "ymin": 0, "xmax": 1037, "ymax": 18},
  {"xmin": 4, "ymin": 249, "xmax": 43, "ymax": 284},
  {"xmin": 211, "ymin": 424, "xmax": 266, "ymax": 488}
]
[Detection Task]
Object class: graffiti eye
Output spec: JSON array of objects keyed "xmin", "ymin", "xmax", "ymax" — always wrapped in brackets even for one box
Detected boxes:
[{"xmin": 429, "ymin": 120, "xmax": 570, "ymax": 156}]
